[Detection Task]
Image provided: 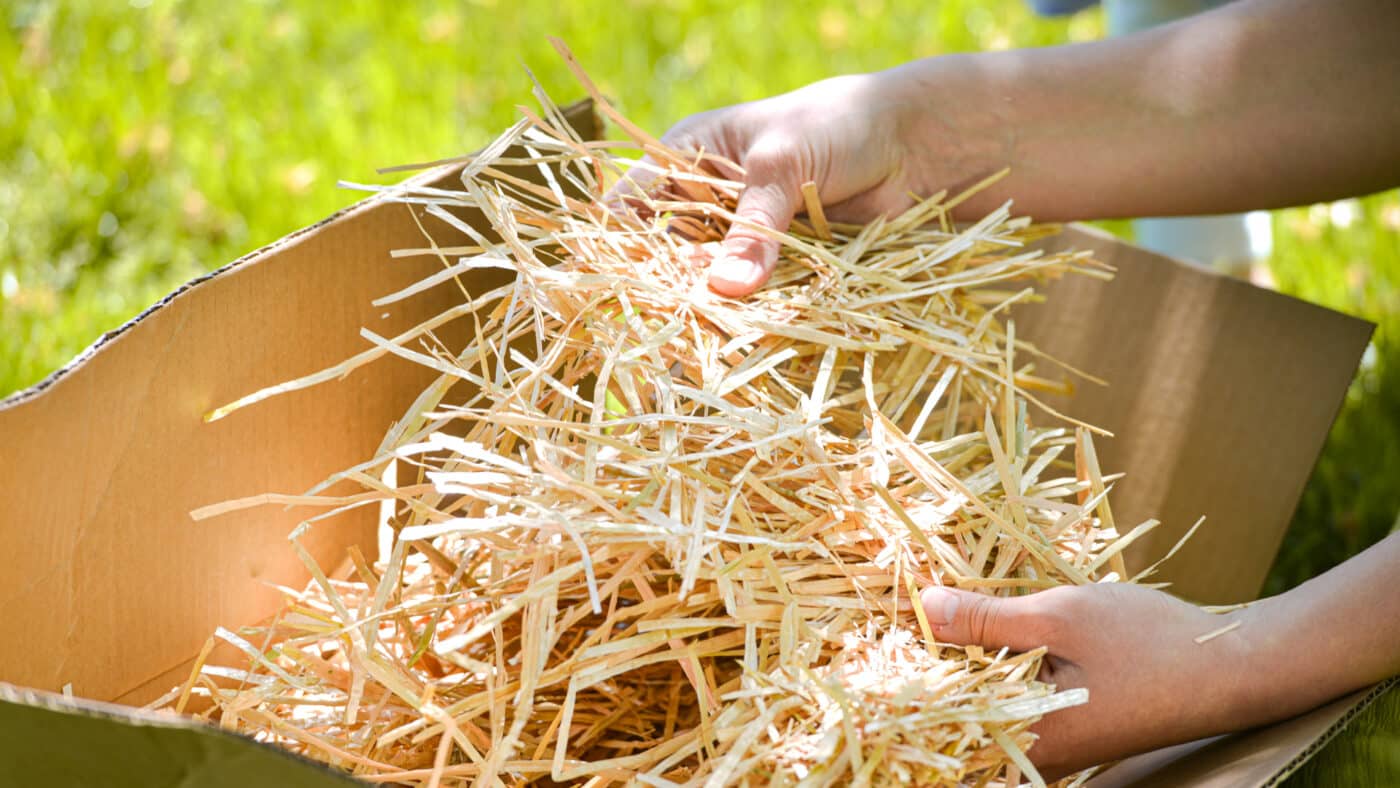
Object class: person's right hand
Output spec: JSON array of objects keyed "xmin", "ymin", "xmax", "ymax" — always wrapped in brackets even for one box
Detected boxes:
[
  {"xmin": 922, "ymin": 583, "xmax": 1257, "ymax": 780},
  {"xmin": 920, "ymin": 556, "xmax": 1400, "ymax": 783},
  {"xmin": 654, "ymin": 73, "xmax": 926, "ymax": 297}
]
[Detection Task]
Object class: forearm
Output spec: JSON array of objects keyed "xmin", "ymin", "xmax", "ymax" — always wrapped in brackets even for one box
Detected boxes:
[
  {"xmin": 1233, "ymin": 531, "xmax": 1400, "ymax": 722},
  {"xmin": 883, "ymin": 0, "xmax": 1400, "ymax": 220}
]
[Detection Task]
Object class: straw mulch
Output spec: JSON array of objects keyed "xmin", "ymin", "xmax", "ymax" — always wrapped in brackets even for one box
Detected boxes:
[{"xmin": 169, "ymin": 41, "xmax": 1171, "ymax": 788}]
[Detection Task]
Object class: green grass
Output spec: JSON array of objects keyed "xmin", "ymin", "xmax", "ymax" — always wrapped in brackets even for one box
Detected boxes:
[
  {"xmin": 1263, "ymin": 196, "xmax": 1400, "ymax": 594},
  {"xmin": 0, "ymin": 0, "xmax": 1096, "ymax": 392},
  {"xmin": 3, "ymin": 0, "xmax": 1397, "ymax": 590}
]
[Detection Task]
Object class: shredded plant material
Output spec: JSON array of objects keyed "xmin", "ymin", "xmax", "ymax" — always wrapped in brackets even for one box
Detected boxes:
[{"xmin": 169, "ymin": 40, "xmax": 1174, "ymax": 787}]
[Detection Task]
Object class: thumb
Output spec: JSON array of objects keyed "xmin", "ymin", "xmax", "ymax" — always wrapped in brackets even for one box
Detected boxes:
[
  {"xmin": 709, "ymin": 161, "xmax": 801, "ymax": 297},
  {"xmin": 921, "ymin": 587, "xmax": 1046, "ymax": 653}
]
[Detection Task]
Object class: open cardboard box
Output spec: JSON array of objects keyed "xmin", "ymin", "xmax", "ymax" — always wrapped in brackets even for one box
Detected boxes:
[{"xmin": 0, "ymin": 99, "xmax": 1392, "ymax": 786}]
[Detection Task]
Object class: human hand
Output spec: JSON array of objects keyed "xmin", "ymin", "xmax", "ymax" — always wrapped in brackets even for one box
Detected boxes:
[
  {"xmin": 652, "ymin": 73, "xmax": 928, "ymax": 297},
  {"xmin": 920, "ymin": 583, "xmax": 1256, "ymax": 780}
]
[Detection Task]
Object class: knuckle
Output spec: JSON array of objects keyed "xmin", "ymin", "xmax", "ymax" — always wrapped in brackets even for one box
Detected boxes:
[
  {"xmin": 733, "ymin": 186, "xmax": 797, "ymax": 233},
  {"xmin": 966, "ymin": 596, "xmax": 1001, "ymax": 645},
  {"xmin": 743, "ymin": 135, "xmax": 799, "ymax": 173}
]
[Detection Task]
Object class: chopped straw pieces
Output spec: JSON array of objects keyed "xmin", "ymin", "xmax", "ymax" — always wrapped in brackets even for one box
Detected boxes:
[{"xmin": 175, "ymin": 41, "xmax": 1171, "ymax": 787}]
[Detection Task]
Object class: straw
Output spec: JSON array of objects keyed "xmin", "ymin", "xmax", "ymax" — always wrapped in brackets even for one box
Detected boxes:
[{"xmin": 173, "ymin": 43, "xmax": 1171, "ymax": 787}]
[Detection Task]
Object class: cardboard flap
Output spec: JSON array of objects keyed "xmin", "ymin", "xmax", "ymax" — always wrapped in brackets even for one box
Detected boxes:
[
  {"xmin": 0, "ymin": 101, "xmax": 599, "ymax": 703},
  {"xmin": 0, "ymin": 683, "xmax": 353, "ymax": 787},
  {"xmin": 1017, "ymin": 225, "xmax": 1372, "ymax": 604}
]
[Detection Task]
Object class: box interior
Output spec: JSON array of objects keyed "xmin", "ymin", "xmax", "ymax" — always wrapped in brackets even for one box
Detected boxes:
[{"xmin": 0, "ymin": 98, "xmax": 1381, "ymax": 786}]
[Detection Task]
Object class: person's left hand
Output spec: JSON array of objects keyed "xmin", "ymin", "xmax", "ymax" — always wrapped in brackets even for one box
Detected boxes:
[
  {"xmin": 640, "ymin": 72, "xmax": 926, "ymax": 297},
  {"xmin": 920, "ymin": 583, "xmax": 1255, "ymax": 780}
]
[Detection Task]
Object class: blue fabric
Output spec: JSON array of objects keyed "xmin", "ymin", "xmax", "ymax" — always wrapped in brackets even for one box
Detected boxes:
[{"xmin": 1025, "ymin": 0, "xmax": 1099, "ymax": 15}]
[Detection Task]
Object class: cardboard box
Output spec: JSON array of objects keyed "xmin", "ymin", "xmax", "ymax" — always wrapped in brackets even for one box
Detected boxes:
[{"xmin": 0, "ymin": 99, "xmax": 1390, "ymax": 786}]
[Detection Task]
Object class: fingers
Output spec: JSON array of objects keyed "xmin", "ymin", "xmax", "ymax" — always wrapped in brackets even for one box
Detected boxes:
[
  {"xmin": 921, "ymin": 585, "xmax": 1090, "ymax": 779},
  {"xmin": 605, "ymin": 122, "xmax": 707, "ymax": 218},
  {"xmin": 822, "ymin": 176, "xmax": 915, "ymax": 224},
  {"xmin": 920, "ymin": 586, "xmax": 1050, "ymax": 653},
  {"xmin": 710, "ymin": 154, "xmax": 802, "ymax": 297},
  {"xmin": 620, "ymin": 111, "xmax": 806, "ymax": 297}
]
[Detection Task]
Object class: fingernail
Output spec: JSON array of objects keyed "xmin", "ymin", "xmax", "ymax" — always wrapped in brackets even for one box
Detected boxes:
[
  {"xmin": 709, "ymin": 253, "xmax": 764, "ymax": 291},
  {"xmin": 921, "ymin": 587, "xmax": 959, "ymax": 628}
]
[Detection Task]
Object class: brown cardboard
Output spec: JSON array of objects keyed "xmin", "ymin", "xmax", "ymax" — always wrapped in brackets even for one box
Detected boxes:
[
  {"xmin": 1018, "ymin": 227, "xmax": 1374, "ymax": 604},
  {"xmin": 0, "ymin": 175, "xmax": 450, "ymax": 704},
  {"xmin": 0, "ymin": 98, "xmax": 1381, "ymax": 784},
  {"xmin": 0, "ymin": 101, "xmax": 598, "ymax": 705}
]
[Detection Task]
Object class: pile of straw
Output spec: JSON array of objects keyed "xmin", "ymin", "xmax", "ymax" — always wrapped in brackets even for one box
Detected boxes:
[{"xmin": 170, "ymin": 41, "xmax": 1170, "ymax": 787}]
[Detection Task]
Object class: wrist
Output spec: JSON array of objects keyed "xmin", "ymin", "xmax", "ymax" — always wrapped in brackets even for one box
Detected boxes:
[
  {"xmin": 1208, "ymin": 605, "xmax": 1285, "ymax": 729},
  {"xmin": 1223, "ymin": 593, "xmax": 1332, "ymax": 727},
  {"xmin": 872, "ymin": 55, "xmax": 1012, "ymax": 210}
]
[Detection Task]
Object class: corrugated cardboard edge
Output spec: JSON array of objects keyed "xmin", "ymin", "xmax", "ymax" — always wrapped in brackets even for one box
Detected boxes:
[
  {"xmin": 1281, "ymin": 677, "xmax": 1400, "ymax": 785},
  {"xmin": 1089, "ymin": 678, "xmax": 1399, "ymax": 787},
  {"xmin": 1267, "ymin": 679, "xmax": 1400, "ymax": 786}
]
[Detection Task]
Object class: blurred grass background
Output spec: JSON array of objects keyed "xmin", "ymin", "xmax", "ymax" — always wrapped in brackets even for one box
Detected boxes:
[{"xmin": 2, "ymin": 0, "xmax": 1397, "ymax": 593}]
